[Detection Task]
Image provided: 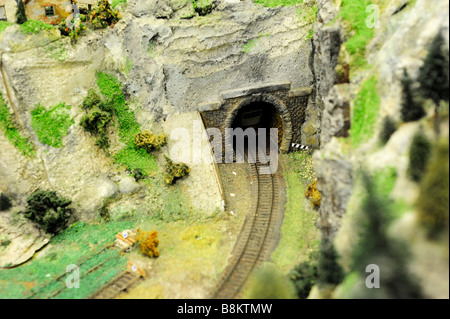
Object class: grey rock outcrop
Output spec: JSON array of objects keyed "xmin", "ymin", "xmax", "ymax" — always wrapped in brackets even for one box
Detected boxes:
[
  {"xmin": 314, "ymin": 138, "xmax": 353, "ymax": 238},
  {"xmin": 320, "ymin": 84, "xmax": 351, "ymax": 145}
]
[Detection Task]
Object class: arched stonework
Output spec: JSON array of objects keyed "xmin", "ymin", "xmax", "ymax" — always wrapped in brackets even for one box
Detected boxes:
[{"xmin": 223, "ymin": 94, "xmax": 293, "ymax": 154}]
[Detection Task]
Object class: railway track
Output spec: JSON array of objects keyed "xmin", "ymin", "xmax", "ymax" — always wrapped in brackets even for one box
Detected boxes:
[
  {"xmin": 28, "ymin": 241, "xmax": 143, "ymax": 299},
  {"xmin": 213, "ymin": 147, "xmax": 282, "ymax": 299},
  {"xmin": 89, "ymin": 271, "xmax": 144, "ymax": 299}
]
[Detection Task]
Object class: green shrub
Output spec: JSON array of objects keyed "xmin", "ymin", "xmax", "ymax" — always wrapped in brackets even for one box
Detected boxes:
[
  {"xmin": 132, "ymin": 168, "xmax": 144, "ymax": 182},
  {"xmin": 16, "ymin": 0, "xmax": 27, "ymax": 25},
  {"xmin": 0, "ymin": 94, "xmax": 34, "ymax": 156},
  {"xmin": 91, "ymin": 0, "xmax": 120, "ymax": 29},
  {"xmin": 408, "ymin": 131, "xmax": 432, "ymax": 182},
  {"xmin": 0, "ymin": 193, "xmax": 12, "ymax": 211},
  {"xmin": 19, "ymin": 20, "xmax": 54, "ymax": 34},
  {"xmin": 418, "ymin": 32, "xmax": 449, "ymax": 105},
  {"xmin": 23, "ymin": 190, "xmax": 73, "ymax": 235},
  {"xmin": 289, "ymin": 261, "xmax": 318, "ymax": 299},
  {"xmin": 192, "ymin": 0, "xmax": 214, "ymax": 16},
  {"xmin": 135, "ymin": 131, "xmax": 167, "ymax": 154},
  {"xmin": 31, "ymin": 103, "xmax": 74, "ymax": 148},
  {"xmin": 80, "ymin": 90, "xmax": 115, "ymax": 150},
  {"xmin": 416, "ymin": 139, "xmax": 449, "ymax": 239},
  {"xmin": 164, "ymin": 156, "xmax": 191, "ymax": 185},
  {"xmin": 58, "ymin": 20, "xmax": 86, "ymax": 41},
  {"xmin": 80, "ymin": 108, "xmax": 112, "ymax": 149},
  {"xmin": 244, "ymin": 264, "xmax": 296, "ymax": 299},
  {"xmin": 400, "ymin": 69, "xmax": 426, "ymax": 123},
  {"xmin": 379, "ymin": 116, "xmax": 397, "ymax": 144}
]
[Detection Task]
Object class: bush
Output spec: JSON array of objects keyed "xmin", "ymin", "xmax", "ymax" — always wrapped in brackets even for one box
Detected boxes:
[
  {"xmin": 57, "ymin": 20, "xmax": 86, "ymax": 41},
  {"xmin": 305, "ymin": 180, "xmax": 321, "ymax": 208},
  {"xmin": 244, "ymin": 264, "xmax": 296, "ymax": 299},
  {"xmin": 164, "ymin": 156, "xmax": 191, "ymax": 185},
  {"xmin": 134, "ymin": 131, "xmax": 167, "ymax": 154},
  {"xmin": 23, "ymin": 190, "xmax": 72, "ymax": 235},
  {"xmin": 289, "ymin": 261, "xmax": 317, "ymax": 299},
  {"xmin": 416, "ymin": 139, "xmax": 449, "ymax": 239},
  {"xmin": 136, "ymin": 230, "xmax": 160, "ymax": 258},
  {"xmin": 16, "ymin": 0, "xmax": 27, "ymax": 25},
  {"xmin": 379, "ymin": 116, "xmax": 397, "ymax": 144},
  {"xmin": 0, "ymin": 193, "xmax": 12, "ymax": 211},
  {"xmin": 408, "ymin": 131, "xmax": 432, "ymax": 182},
  {"xmin": 80, "ymin": 90, "xmax": 114, "ymax": 150},
  {"xmin": 91, "ymin": 0, "xmax": 120, "ymax": 29},
  {"xmin": 132, "ymin": 168, "xmax": 144, "ymax": 182},
  {"xmin": 192, "ymin": 0, "xmax": 214, "ymax": 16},
  {"xmin": 400, "ymin": 69, "xmax": 426, "ymax": 123}
]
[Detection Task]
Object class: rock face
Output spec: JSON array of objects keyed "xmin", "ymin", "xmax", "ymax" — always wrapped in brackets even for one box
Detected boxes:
[
  {"xmin": 320, "ymin": 84, "xmax": 351, "ymax": 146},
  {"xmin": 314, "ymin": 138, "xmax": 353, "ymax": 238},
  {"xmin": 0, "ymin": 0, "xmax": 316, "ymax": 217},
  {"xmin": 0, "ymin": 213, "xmax": 50, "ymax": 268}
]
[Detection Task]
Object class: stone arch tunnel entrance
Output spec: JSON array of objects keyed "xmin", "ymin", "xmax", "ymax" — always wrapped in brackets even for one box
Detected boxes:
[{"xmin": 199, "ymin": 82, "xmax": 314, "ymax": 158}]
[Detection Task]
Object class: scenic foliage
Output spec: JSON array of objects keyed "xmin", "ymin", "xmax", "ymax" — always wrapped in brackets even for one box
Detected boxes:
[
  {"xmin": 289, "ymin": 253, "xmax": 319, "ymax": 299},
  {"xmin": 416, "ymin": 139, "xmax": 449, "ymax": 239},
  {"xmin": 164, "ymin": 156, "xmax": 191, "ymax": 185},
  {"xmin": 417, "ymin": 32, "xmax": 450, "ymax": 106},
  {"xmin": 80, "ymin": 90, "xmax": 114, "ymax": 149},
  {"xmin": 379, "ymin": 116, "xmax": 397, "ymax": 145},
  {"xmin": 407, "ymin": 131, "xmax": 432, "ymax": 183},
  {"xmin": 31, "ymin": 103, "xmax": 74, "ymax": 148},
  {"xmin": 91, "ymin": 0, "xmax": 121, "ymax": 29},
  {"xmin": 400, "ymin": 69, "xmax": 426, "ymax": 123},
  {"xmin": 350, "ymin": 172, "xmax": 423, "ymax": 299},
  {"xmin": 16, "ymin": 0, "xmax": 28, "ymax": 25},
  {"xmin": 135, "ymin": 131, "xmax": 167, "ymax": 154},
  {"xmin": 305, "ymin": 180, "xmax": 322, "ymax": 208},
  {"xmin": 0, "ymin": 193, "xmax": 12, "ymax": 212},
  {"xmin": 0, "ymin": 94, "xmax": 34, "ymax": 156},
  {"xmin": 22, "ymin": 190, "xmax": 73, "ymax": 235},
  {"xmin": 136, "ymin": 230, "xmax": 160, "ymax": 258},
  {"xmin": 317, "ymin": 241, "xmax": 345, "ymax": 288}
]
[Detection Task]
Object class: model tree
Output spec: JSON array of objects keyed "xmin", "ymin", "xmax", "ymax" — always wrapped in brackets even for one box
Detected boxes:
[
  {"xmin": 350, "ymin": 172, "xmax": 423, "ymax": 298},
  {"xmin": 417, "ymin": 31, "xmax": 450, "ymax": 134},
  {"xmin": 400, "ymin": 69, "xmax": 425, "ymax": 123},
  {"xmin": 16, "ymin": 0, "xmax": 28, "ymax": 25},
  {"xmin": 0, "ymin": 193, "xmax": 12, "ymax": 211},
  {"xmin": 418, "ymin": 31, "xmax": 450, "ymax": 106},
  {"xmin": 317, "ymin": 240, "xmax": 344, "ymax": 287}
]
